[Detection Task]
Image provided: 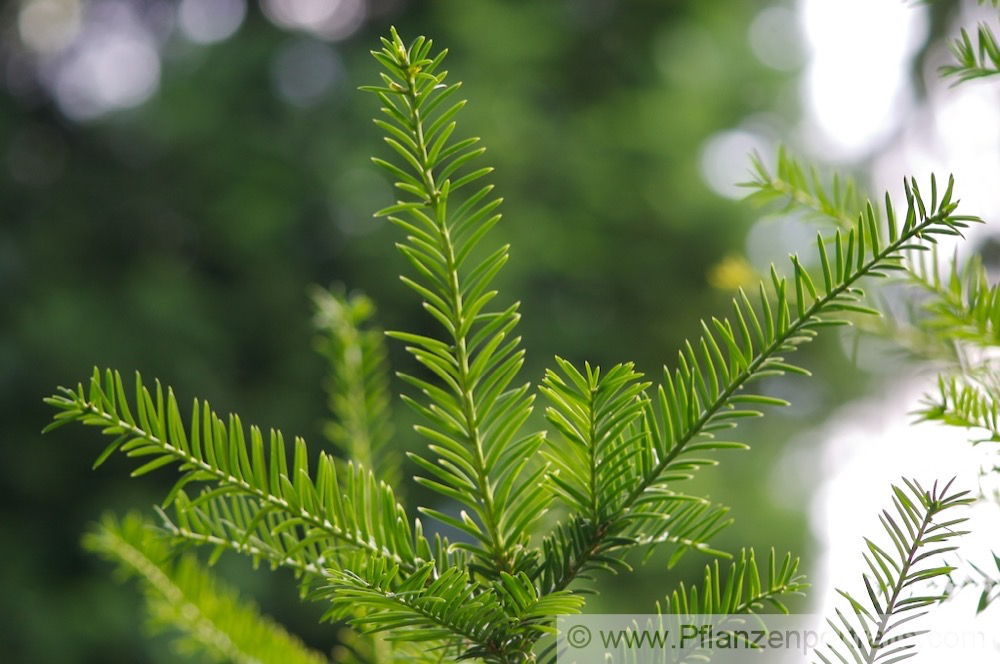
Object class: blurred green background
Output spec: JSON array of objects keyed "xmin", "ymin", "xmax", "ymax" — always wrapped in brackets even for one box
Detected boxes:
[{"xmin": 0, "ymin": 0, "xmax": 943, "ymax": 661}]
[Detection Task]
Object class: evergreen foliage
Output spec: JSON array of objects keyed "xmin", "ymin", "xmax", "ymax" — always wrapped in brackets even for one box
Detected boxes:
[
  {"xmin": 748, "ymin": 147, "xmax": 1000, "ymax": 618},
  {"xmin": 942, "ymin": 0, "xmax": 1000, "ymax": 82},
  {"xmin": 905, "ymin": 252, "xmax": 1000, "ymax": 438},
  {"xmin": 943, "ymin": 19, "xmax": 1000, "ymax": 81},
  {"xmin": 361, "ymin": 29, "xmax": 543, "ymax": 581},
  {"xmin": 814, "ymin": 480, "xmax": 972, "ymax": 664},
  {"xmin": 745, "ymin": 146, "xmax": 863, "ymax": 229},
  {"xmin": 747, "ymin": 0, "xmax": 1000, "ymax": 631},
  {"xmin": 311, "ymin": 287, "xmax": 398, "ymax": 485},
  {"xmin": 46, "ymin": 20, "xmax": 988, "ymax": 664},
  {"xmin": 943, "ymin": 553, "xmax": 1000, "ymax": 614},
  {"xmin": 584, "ymin": 549, "xmax": 808, "ymax": 663},
  {"xmin": 913, "ymin": 0, "xmax": 1000, "ymax": 81},
  {"xmin": 83, "ymin": 511, "xmax": 328, "ymax": 664}
]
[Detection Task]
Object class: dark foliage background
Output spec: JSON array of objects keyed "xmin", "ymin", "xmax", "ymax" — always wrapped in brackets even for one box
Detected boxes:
[{"xmin": 0, "ymin": 0, "xmax": 929, "ymax": 660}]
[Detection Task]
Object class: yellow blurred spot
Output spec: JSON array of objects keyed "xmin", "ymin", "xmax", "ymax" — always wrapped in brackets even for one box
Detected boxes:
[{"xmin": 707, "ymin": 253, "xmax": 757, "ymax": 290}]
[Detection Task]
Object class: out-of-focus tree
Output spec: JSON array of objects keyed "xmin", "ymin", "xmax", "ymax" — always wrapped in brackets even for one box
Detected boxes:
[{"xmin": 0, "ymin": 0, "xmax": 894, "ymax": 660}]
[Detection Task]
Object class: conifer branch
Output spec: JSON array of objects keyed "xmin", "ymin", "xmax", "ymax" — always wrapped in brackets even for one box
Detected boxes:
[
  {"xmin": 45, "ymin": 22, "xmax": 994, "ymax": 664},
  {"xmin": 747, "ymin": 149, "xmax": 1000, "ymax": 438},
  {"xmin": 158, "ymin": 492, "xmax": 335, "ymax": 584},
  {"xmin": 815, "ymin": 479, "xmax": 972, "ymax": 664},
  {"xmin": 540, "ymin": 175, "xmax": 979, "ymax": 594},
  {"xmin": 917, "ymin": 367, "xmax": 1000, "ymax": 441},
  {"xmin": 316, "ymin": 554, "xmax": 583, "ymax": 663},
  {"xmin": 941, "ymin": 17, "xmax": 1000, "ymax": 83},
  {"xmin": 363, "ymin": 28, "xmax": 547, "ymax": 578},
  {"xmin": 663, "ymin": 548, "xmax": 807, "ymax": 616},
  {"xmin": 83, "ymin": 512, "xmax": 328, "ymax": 664},
  {"xmin": 539, "ymin": 359, "xmax": 652, "ymax": 524},
  {"xmin": 652, "ymin": 548, "xmax": 808, "ymax": 662},
  {"xmin": 45, "ymin": 369, "xmax": 436, "ymax": 576},
  {"xmin": 943, "ymin": 554, "xmax": 1000, "ymax": 614},
  {"xmin": 312, "ymin": 286, "xmax": 398, "ymax": 484},
  {"xmin": 744, "ymin": 147, "xmax": 863, "ymax": 228},
  {"xmin": 907, "ymin": 249, "xmax": 1000, "ymax": 352}
]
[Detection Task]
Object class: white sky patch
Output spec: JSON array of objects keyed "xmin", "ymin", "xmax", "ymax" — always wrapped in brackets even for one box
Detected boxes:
[
  {"xmin": 261, "ymin": 0, "xmax": 365, "ymax": 41},
  {"xmin": 789, "ymin": 1, "xmax": 1000, "ymax": 658},
  {"xmin": 809, "ymin": 381, "xmax": 1000, "ymax": 661},
  {"xmin": 25, "ymin": 2, "xmax": 162, "ymax": 121},
  {"xmin": 749, "ymin": 5, "xmax": 804, "ymax": 72},
  {"xmin": 698, "ymin": 129, "xmax": 770, "ymax": 199},
  {"xmin": 926, "ymin": 83, "xmax": 1000, "ymax": 221},
  {"xmin": 178, "ymin": 0, "xmax": 247, "ymax": 45},
  {"xmin": 15, "ymin": 0, "xmax": 368, "ymax": 123},
  {"xmin": 744, "ymin": 212, "xmax": 818, "ymax": 269},
  {"xmin": 48, "ymin": 15, "xmax": 160, "ymax": 120},
  {"xmin": 799, "ymin": 0, "xmax": 927, "ymax": 160},
  {"xmin": 871, "ymin": 84, "xmax": 1000, "ymax": 229}
]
